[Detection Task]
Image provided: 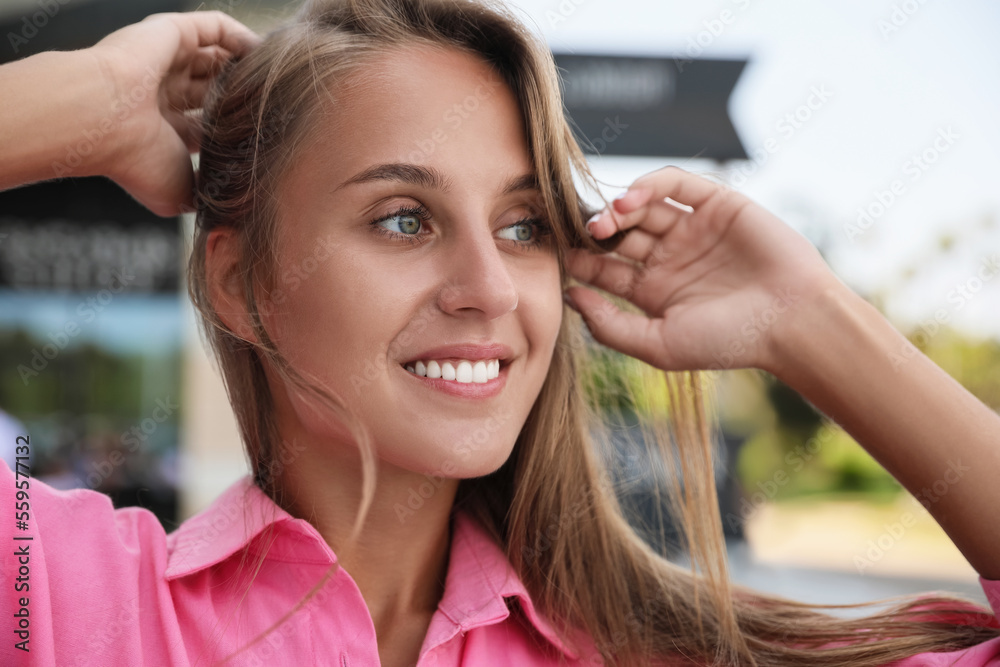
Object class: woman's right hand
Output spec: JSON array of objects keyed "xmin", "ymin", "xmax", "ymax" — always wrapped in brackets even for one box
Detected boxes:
[{"xmin": 88, "ymin": 11, "xmax": 260, "ymax": 216}]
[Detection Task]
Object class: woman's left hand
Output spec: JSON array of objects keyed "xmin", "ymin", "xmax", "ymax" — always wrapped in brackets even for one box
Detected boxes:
[
  {"xmin": 564, "ymin": 166, "xmax": 843, "ymax": 374},
  {"xmin": 565, "ymin": 167, "xmax": 1000, "ymax": 581}
]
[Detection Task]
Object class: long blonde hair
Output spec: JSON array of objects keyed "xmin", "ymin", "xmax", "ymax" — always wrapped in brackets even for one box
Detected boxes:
[{"xmin": 186, "ymin": 0, "xmax": 1000, "ymax": 664}]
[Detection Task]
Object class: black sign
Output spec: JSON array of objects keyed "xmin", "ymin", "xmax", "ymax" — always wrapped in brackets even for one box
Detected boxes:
[
  {"xmin": 553, "ymin": 53, "xmax": 748, "ymax": 161},
  {"xmin": 0, "ymin": 178, "xmax": 180, "ymax": 293},
  {"xmin": 0, "ymin": 0, "xmax": 184, "ymax": 294}
]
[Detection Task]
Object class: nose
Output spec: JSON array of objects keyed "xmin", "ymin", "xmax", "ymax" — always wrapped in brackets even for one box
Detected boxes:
[{"xmin": 437, "ymin": 222, "xmax": 519, "ymax": 319}]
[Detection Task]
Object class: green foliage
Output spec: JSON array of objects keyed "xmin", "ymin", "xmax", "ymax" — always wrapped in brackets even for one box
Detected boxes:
[
  {"xmin": 0, "ymin": 328, "xmax": 183, "ymax": 460},
  {"xmin": 0, "ymin": 329, "xmax": 182, "ymax": 419},
  {"xmin": 736, "ymin": 421, "xmax": 903, "ymax": 500},
  {"xmin": 579, "ymin": 346, "xmax": 666, "ymax": 416},
  {"xmin": 733, "ymin": 324, "xmax": 999, "ymax": 501}
]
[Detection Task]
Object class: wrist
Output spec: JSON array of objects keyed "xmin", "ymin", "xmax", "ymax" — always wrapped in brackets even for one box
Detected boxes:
[
  {"xmin": 75, "ymin": 47, "xmax": 134, "ymax": 180},
  {"xmin": 761, "ymin": 275, "xmax": 876, "ymax": 385}
]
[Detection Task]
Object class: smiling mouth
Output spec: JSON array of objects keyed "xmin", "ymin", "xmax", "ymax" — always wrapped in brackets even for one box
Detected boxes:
[{"xmin": 402, "ymin": 358, "xmax": 505, "ymax": 384}]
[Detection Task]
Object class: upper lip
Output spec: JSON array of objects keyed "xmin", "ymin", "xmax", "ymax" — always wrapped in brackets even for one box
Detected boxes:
[{"xmin": 401, "ymin": 342, "xmax": 513, "ymax": 366}]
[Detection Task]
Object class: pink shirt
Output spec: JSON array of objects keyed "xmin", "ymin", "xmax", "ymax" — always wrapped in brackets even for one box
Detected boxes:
[{"xmin": 3, "ymin": 458, "xmax": 1000, "ymax": 666}]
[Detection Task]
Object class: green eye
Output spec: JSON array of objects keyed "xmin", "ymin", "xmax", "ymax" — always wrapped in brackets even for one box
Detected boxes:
[
  {"xmin": 499, "ymin": 221, "xmax": 535, "ymax": 242},
  {"xmin": 381, "ymin": 213, "xmax": 422, "ymax": 235}
]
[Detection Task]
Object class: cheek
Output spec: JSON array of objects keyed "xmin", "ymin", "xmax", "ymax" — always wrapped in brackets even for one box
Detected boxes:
[
  {"xmin": 527, "ymin": 261, "xmax": 564, "ymax": 344},
  {"xmin": 515, "ymin": 262, "xmax": 563, "ymax": 387},
  {"xmin": 259, "ymin": 257, "xmax": 372, "ymax": 397},
  {"xmin": 260, "ymin": 269, "xmax": 388, "ymax": 444}
]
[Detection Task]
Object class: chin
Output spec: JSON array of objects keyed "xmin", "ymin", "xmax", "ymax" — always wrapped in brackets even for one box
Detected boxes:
[{"xmin": 384, "ymin": 435, "xmax": 518, "ymax": 480}]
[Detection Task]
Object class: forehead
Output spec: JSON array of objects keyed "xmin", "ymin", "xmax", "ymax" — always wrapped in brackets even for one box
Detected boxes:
[{"xmin": 282, "ymin": 42, "xmax": 533, "ymax": 197}]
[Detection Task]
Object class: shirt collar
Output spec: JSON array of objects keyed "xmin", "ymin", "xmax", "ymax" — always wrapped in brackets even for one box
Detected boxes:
[{"xmin": 165, "ymin": 475, "xmax": 581, "ymax": 660}]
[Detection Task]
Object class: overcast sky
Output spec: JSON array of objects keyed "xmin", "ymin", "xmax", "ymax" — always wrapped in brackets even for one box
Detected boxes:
[{"xmin": 506, "ymin": 0, "xmax": 1000, "ymax": 338}]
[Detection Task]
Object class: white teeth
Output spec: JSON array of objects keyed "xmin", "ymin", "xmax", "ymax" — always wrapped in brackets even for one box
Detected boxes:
[{"xmin": 405, "ymin": 358, "xmax": 503, "ymax": 383}]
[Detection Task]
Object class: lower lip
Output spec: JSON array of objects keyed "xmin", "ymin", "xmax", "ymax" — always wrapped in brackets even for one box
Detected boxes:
[{"xmin": 401, "ymin": 362, "xmax": 508, "ymax": 398}]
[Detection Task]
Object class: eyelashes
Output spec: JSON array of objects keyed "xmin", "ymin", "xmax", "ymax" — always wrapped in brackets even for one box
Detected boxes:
[
  {"xmin": 367, "ymin": 203, "xmax": 554, "ymax": 251},
  {"xmin": 368, "ymin": 204, "xmax": 430, "ymax": 245}
]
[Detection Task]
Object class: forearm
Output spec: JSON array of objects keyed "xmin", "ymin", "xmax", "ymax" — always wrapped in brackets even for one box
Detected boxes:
[
  {"xmin": 767, "ymin": 282, "xmax": 1000, "ymax": 580},
  {"xmin": 0, "ymin": 49, "xmax": 116, "ymax": 190}
]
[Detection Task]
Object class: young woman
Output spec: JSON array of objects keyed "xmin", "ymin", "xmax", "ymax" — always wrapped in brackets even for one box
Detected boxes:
[{"xmin": 2, "ymin": 1, "xmax": 998, "ymax": 666}]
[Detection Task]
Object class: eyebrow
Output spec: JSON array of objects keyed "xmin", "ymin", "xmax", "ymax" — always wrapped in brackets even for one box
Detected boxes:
[{"xmin": 333, "ymin": 162, "xmax": 540, "ymax": 197}]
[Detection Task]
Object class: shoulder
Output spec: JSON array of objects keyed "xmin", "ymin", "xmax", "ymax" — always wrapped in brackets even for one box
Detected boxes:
[
  {"xmin": 2, "ymin": 456, "xmax": 171, "ymax": 566},
  {"xmin": 1, "ymin": 458, "xmax": 176, "ymax": 664}
]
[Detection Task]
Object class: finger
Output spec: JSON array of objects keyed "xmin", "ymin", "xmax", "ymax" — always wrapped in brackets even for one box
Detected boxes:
[
  {"xmin": 587, "ymin": 191, "xmax": 689, "ymax": 240},
  {"xmin": 611, "ymin": 228, "xmax": 676, "ymax": 265},
  {"xmin": 565, "ymin": 248, "xmax": 640, "ymax": 300},
  {"xmin": 188, "ymin": 44, "xmax": 231, "ymax": 78},
  {"xmin": 147, "ymin": 10, "xmax": 261, "ymax": 57},
  {"xmin": 564, "ymin": 285, "xmax": 665, "ymax": 368},
  {"xmin": 190, "ymin": 10, "xmax": 261, "ymax": 54},
  {"xmin": 626, "ymin": 165, "xmax": 724, "ymax": 211}
]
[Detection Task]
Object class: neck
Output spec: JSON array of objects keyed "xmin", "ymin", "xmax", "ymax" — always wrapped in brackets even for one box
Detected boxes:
[{"xmin": 273, "ymin": 434, "xmax": 460, "ymax": 627}]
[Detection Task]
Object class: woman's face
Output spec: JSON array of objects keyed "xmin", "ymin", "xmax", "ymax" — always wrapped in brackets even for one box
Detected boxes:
[{"xmin": 261, "ymin": 44, "xmax": 563, "ymax": 479}]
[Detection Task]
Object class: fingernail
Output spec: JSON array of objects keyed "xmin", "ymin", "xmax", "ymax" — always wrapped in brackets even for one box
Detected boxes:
[{"xmin": 585, "ymin": 212, "xmax": 601, "ymax": 235}]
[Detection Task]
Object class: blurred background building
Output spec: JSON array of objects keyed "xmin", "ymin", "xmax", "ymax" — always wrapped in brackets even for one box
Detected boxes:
[{"xmin": 0, "ymin": 0, "xmax": 997, "ymax": 614}]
